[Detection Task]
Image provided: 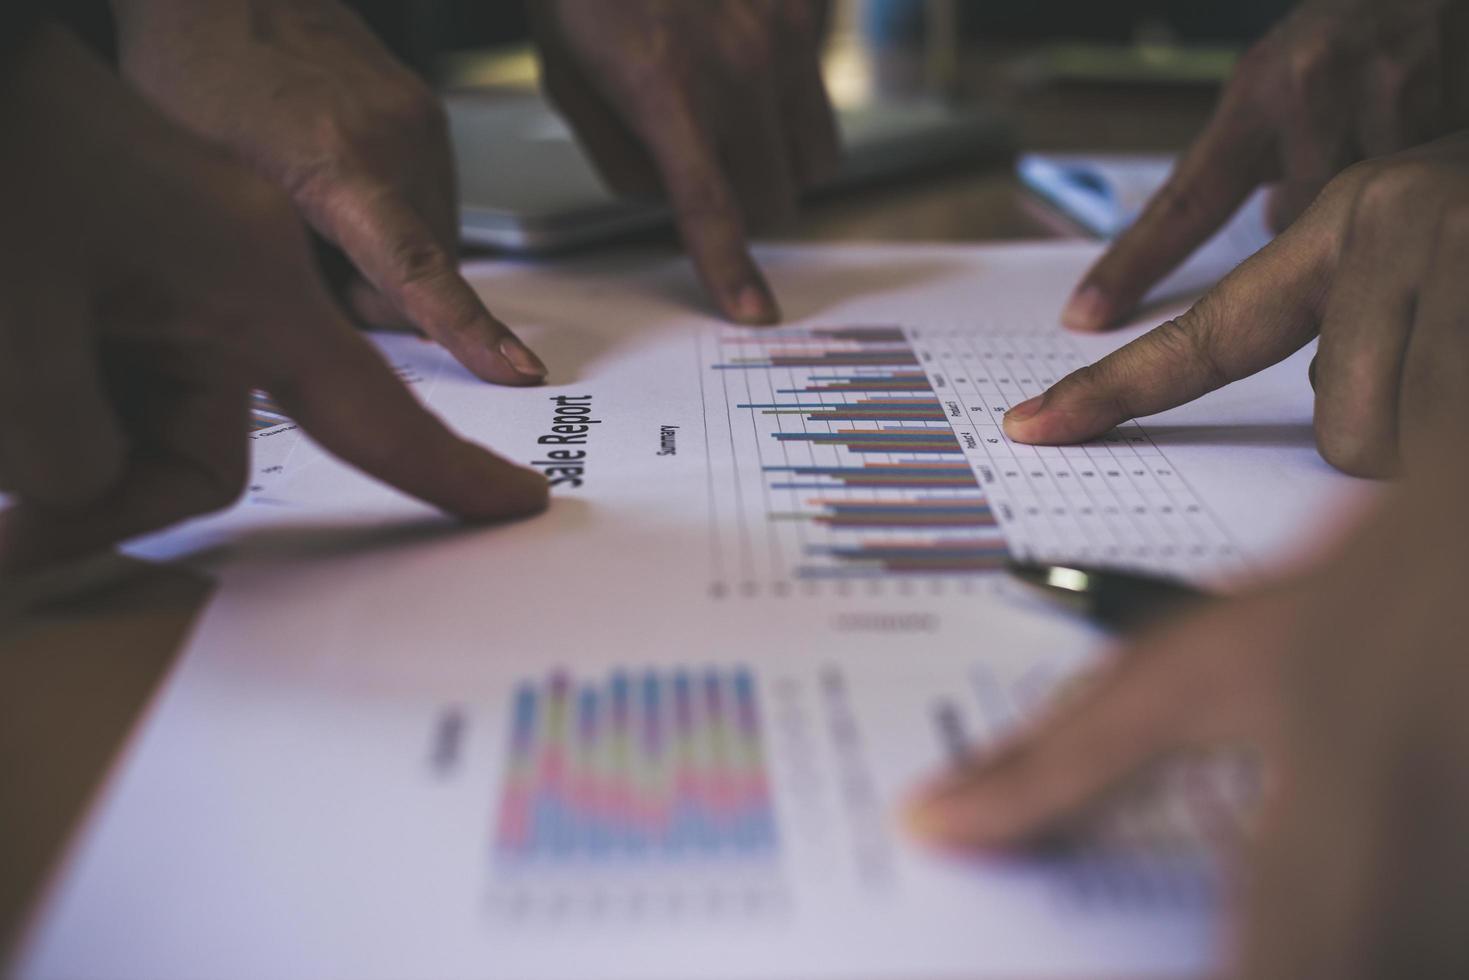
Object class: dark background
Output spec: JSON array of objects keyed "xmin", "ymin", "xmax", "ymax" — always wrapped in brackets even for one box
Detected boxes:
[{"xmin": 57, "ymin": 0, "xmax": 1294, "ymax": 77}]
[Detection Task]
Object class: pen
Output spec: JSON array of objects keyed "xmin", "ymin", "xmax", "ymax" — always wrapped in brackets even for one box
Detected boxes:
[{"xmin": 1006, "ymin": 559, "xmax": 1211, "ymax": 632}]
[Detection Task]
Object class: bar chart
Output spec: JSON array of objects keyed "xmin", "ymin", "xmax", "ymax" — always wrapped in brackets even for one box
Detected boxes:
[
  {"xmin": 700, "ymin": 324, "xmax": 1241, "ymax": 594},
  {"xmin": 489, "ymin": 668, "xmax": 784, "ymax": 919},
  {"xmin": 493, "ymin": 668, "xmax": 778, "ymax": 863},
  {"xmin": 704, "ymin": 326, "xmax": 1011, "ymax": 590}
]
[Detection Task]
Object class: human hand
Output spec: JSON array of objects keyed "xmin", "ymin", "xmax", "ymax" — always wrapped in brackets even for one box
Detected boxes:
[
  {"xmin": 1063, "ymin": 0, "xmax": 1469, "ymax": 333},
  {"xmin": 109, "ymin": 0, "xmax": 547, "ymax": 384},
  {"xmin": 1005, "ymin": 133, "xmax": 1469, "ymax": 477},
  {"xmin": 903, "ymin": 434, "xmax": 1469, "ymax": 858},
  {"xmin": 1239, "ymin": 464, "xmax": 1469, "ymax": 979},
  {"xmin": 0, "ymin": 26, "xmax": 548, "ymax": 574},
  {"xmin": 530, "ymin": 0, "xmax": 839, "ymax": 324},
  {"xmin": 902, "ymin": 584, "xmax": 1301, "ymax": 850}
]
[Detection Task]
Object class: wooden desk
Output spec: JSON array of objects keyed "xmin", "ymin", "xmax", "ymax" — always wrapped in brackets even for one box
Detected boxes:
[{"xmin": 0, "ymin": 78, "xmax": 1218, "ymax": 961}]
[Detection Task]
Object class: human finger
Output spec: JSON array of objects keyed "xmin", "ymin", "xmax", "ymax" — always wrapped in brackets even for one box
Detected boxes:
[
  {"xmin": 1007, "ymin": 215, "xmax": 1332, "ymax": 446},
  {"xmin": 1310, "ymin": 178, "xmax": 1434, "ymax": 476},
  {"xmin": 1062, "ymin": 102, "xmax": 1276, "ymax": 332},
  {"xmin": 1357, "ymin": 32, "xmax": 1444, "ymax": 159},
  {"xmin": 1398, "ymin": 208, "xmax": 1469, "ymax": 471},
  {"xmin": 0, "ymin": 287, "xmax": 126, "ymax": 510},
  {"xmin": 719, "ymin": 88, "xmax": 801, "ymax": 230},
  {"xmin": 634, "ymin": 94, "xmax": 779, "ymax": 324},
  {"xmin": 540, "ymin": 54, "xmax": 663, "ymax": 199},
  {"xmin": 775, "ymin": 6, "xmax": 840, "ymax": 187},
  {"xmin": 904, "ymin": 597, "xmax": 1285, "ymax": 851},
  {"xmin": 0, "ymin": 377, "xmax": 246, "ymax": 574},
  {"xmin": 296, "ymin": 174, "xmax": 547, "ymax": 384},
  {"xmin": 1267, "ymin": 91, "xmax": 1355, "ymax": 233},
  {"xmin": 256, "ymin": 291, "xmax": 549, "ymax": 522},
  {"xmin": 345, "ymin": 276, "xmax": 415, "ymax": 332}
]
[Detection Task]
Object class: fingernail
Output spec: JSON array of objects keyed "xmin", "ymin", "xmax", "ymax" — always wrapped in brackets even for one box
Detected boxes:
[
  {"xmin": 731, "ymin": 282, "xmax": 779, "ymax": 325},
  {"xmin": 1061, "ymin": 286, "xmax": 1110, "ymax": 332},
  {"xmin": 902, "ymin": 780, "xmax": 982, "ymax": 848},
  {"xmin": 498, "ymin": 337, "xmax": 548, "ymax": 379},
  {"xmin": 902, "ymin": 796, "xmax": 953, "ymax": 843},
  {"xmin": 1005, "ymin": 395, "xmax": 1045, "ymax": 424}
]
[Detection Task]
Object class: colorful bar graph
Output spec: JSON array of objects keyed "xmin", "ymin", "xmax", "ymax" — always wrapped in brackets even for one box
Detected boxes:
[
  {"xmin": 764, "ymin": 461, "xmax": 979, "ymax": 490},
  {"xmin": 778, "ymin": 372, "xmax": 932, "ymax": 394},
  {"xmin": 741, "ymin": 399, "xmax": 948, "ymax": 423},
  {"xmin": 772, "ymin": 427, "xmax": 960, "ymax": 453},
  {"xmin": 713, "ymin": 326, "xmax": 918, "ymax": 370},
  {"xmin": 494, "ymin": 668, "xmax": 778, "ymax": 864},
  {"xmin": 714, "ymin": 323, "xmax": 1014, "ymax": 582},
  {"xmin": 803, "ymin": 540, "xmax": 1011, "ymax": 577},
  {"xmin": 778, "ymin": 498, "xmax": 998, "ymax": 530}
]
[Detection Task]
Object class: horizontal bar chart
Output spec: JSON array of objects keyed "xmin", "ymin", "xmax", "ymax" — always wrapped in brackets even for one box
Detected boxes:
[
  {"xmin": 804, "ymin": 540, "xmax": 1012, "ymax": 577},
  {"xmin": 781, "ymin": 498, "xmax": 998, "ymax": 530},
  {"xmin": 709, "ymin": 324, "xmax": 1011, "ymax": 585}
]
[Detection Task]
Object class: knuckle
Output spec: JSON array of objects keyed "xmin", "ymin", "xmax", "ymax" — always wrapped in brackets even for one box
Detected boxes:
[
  {"xmin": 1352, "ymin": 159, "xmax": 1435, "ymax": 224},
  {"xmin": 1330, "ymin": 158, "xmax": 1385, "ymax": 199},
  {"xmin": 1149, "ymin": 180, "xmax": 1213, "ymax": 231},
  {"xmin": 387, "ymin": 236, "xmax": 453, "ymax": 290},
  {"xmin": 1149, "ymin": 316, "xmax": 1230, "ymax": 390}
]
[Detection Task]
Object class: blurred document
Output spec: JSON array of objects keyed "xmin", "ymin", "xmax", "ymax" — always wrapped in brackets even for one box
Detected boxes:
[{"xmin": 19, "ymin": 242, "xmax": 1365, "ymax": 980}]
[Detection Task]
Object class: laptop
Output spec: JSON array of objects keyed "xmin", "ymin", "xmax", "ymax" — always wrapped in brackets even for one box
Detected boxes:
[{"xmin": 450, "ymin": 91, "xmax": 1010, "ymax": 253}]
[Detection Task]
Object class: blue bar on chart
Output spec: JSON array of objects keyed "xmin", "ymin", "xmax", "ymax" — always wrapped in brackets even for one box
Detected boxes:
[
  {"xmin": 249, "ymin": 390, "xmax": 292, "ymax": 432},
  {"xmin": 786, "ymin": 498, "xmax": 998, "ymax": 529},
  {"xmin": 494, "ymin": 668, "xmax": 779, "ymax": 866},
  {"xmin": 764, "ymin": 461, "xmax": 980, "ymax": 491},
  {"xmin": 740, "ymin": 400, "xmax": 949, "ymax": 423},
  {"xmin": 779, "ymin": 371, "xmax": 932, "ymax": 394},
  {"xmin": 804, "ymin": 540, "xmax": 1011, "ymax": 576},
  {"xmin": 771, "ymin": 428, "xmax": 961, "ymax": 454}
]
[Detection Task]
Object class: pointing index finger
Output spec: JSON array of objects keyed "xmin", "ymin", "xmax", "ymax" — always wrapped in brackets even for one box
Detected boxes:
[
  {"xmin": 299, "ymin": 173, "xmax": 548, "ymax": 385},
  {"xmin": 1008, "ymin": 219, "xmax": 1333, "ymax": 446},
  {"xmin": 258, "ymin": 292, "xmax": 549, "ymax": 522},
  {"xmin": 1064, "ymin": 103, "xmax": 1276, "ymax": 333},
  {"xmin": 904, "ymin": 591, "xmax": 1295, "ymax": 851},
  {"xmin": 632, "ymin": 94, "xmax": 780, "ymax": 325}
]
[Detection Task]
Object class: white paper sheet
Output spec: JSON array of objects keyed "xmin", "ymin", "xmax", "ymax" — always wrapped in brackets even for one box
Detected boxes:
[{"xmin": 18, "ymin": 241, "xmax": 1373, "ymax": 980}]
